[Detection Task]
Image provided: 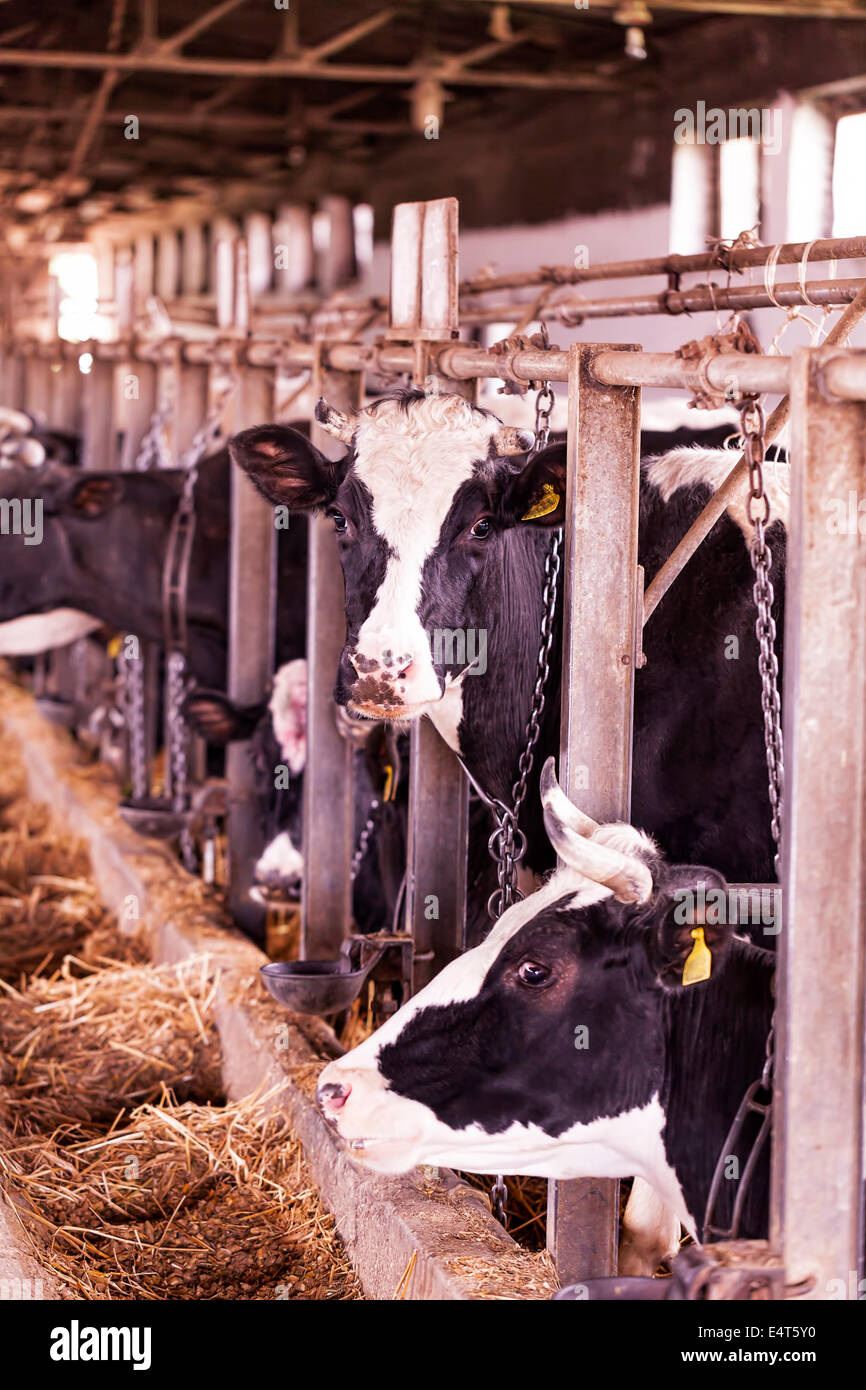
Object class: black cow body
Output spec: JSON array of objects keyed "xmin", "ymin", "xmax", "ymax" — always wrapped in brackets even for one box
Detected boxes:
[{"xmin": 0, "ymin": 450, "xmax": 307, "ymax": 687}]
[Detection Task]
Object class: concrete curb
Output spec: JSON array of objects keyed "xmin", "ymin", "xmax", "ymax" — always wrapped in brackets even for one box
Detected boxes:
[{"xmin": 1, "ymin": 683, "xmax": 551, "ymax": 1301}]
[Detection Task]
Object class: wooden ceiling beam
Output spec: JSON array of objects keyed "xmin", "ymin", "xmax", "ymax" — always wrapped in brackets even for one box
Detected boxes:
[
  {"xmin": 154, "ymin": 0, "xmax": 251, "ymax": 55},
  {"xmin": 0, "ymin": 46, "xmax": 622, "ymax": 91},
  {"xmin": 299, "ymin": 8, "xmax": 397, "ymax": 65},
  {"xmin": 0, "ymin": 103, "xmax": 405, "ymax": 133}
]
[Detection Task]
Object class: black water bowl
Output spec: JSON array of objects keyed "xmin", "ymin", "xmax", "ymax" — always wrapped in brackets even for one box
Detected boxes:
[
  {"xmin": 35, "ymin": 696, "xmax": 77, "ymax": 728},
  {"xmin": 118, "ymin": 798, "xmax": 186, "ymax": 840},
  {"xmin": 260, "ymin": 950, "xmax": 383, "ymax": 1016}
]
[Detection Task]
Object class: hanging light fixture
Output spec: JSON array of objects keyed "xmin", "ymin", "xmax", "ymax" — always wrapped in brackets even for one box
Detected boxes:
[
  {"xmin": 613, "ymin": 3, "xmax": 652, "ymax": 61},
  {"xmin": 410, "ymin": 77, "xmax": 447, "ymax": 136}
]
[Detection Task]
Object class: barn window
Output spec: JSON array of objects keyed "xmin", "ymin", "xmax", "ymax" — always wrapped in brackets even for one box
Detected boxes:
[
  {"xmin": 719, "ymin": 136, "xmax": 761, "ymax": 242},
  {"xmin": 832, "ymin": 110, "xmax": 866, "ymax": 236},
  {"xmin": 353, "ymin": 204, "xmax": 375, "ymax": 278},
  {"xmin": 787, "ymin": 100, "xmax": 834, "ymax": 240},
  {"xmin": 49, "ymin": 250, "xmax": 100, "ymax": 343},
  {"xmin": 669, "ymin": 141, "xmax": 714, "ymax": 254},
  {"xmin": 669, "ymin": 131, "xmax": 762, "ymax": 253}
]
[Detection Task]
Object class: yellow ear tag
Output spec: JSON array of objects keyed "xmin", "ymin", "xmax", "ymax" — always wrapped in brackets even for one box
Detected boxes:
[
  {"xmin": 106, "ymin": 636, "xmax": 122, "ymax": 660},
  {"xmin": 521, "ymin": 482, "xmax": 560, "ymax": 521},
  {"xmin": 682, "ymin": 926, "xmax": 712, "ymax": 987},
  {"xmin": 382, "ymin": 763, "xmax": 395, "ymax": 803}
]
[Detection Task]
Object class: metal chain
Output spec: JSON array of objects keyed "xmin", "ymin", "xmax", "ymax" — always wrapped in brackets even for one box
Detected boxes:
[
  {"xmin": 350, "ymin": 799, "xmax": 380, "ymax": 883},
  {"xmin": 702, "ymin": 398, "xmax": 784, "ymax": 1243},
  {"xmin": 164, "ymin": 373, "xmax": 238, "ymax": 876},
  {"xmin": 491, "ymin": 1175, "xmax": 508, "ymax": 1226},
  {"xmin": 133, "ymin": 405, "xmax": 174, "ymax": 472},
  {"xmin": 119, "ymin": 642, "xmax": 148, "ymax": 802},
  {"xmin": 489, "ymin": 379, "xmax": 560, "ymax": 1229},
  {"xmin": 740, "ymin": 398, "xmax": 785, "ymax": 869},
  {"xmin": 487, "ymin": 381, "xmax": 562, "ymax": 920},
  {"xmin": 167, "ymin": 650, "xmax": 197, "ymax": 872},
  {"xmin": 178, "ymin": 372, "xmax": 237, "ymax": 495}
]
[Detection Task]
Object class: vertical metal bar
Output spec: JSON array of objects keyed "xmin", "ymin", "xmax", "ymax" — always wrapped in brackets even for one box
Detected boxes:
[
  {"xmin": 405, "ymin": 720, "xmax": 469, "ymax": 991},
  {"xmin": 389, "ymin": 197, "xmax": 468, "ymax": 987},
  {"xmin": 273, "ymin": 204, "xmax": 314, "ymax": 293},
  {"xmin": 316, "ymin": 195, "xmax": 356, "ymax": 294},
  {"xmin": 118, "ymin": 359, "xmax": 158, "ymax": 471},
  {"xmin": 82, "ymin": 359, "xmax": 118, "ymax": 470},
  {"xmin": 24, "ymin": 355, "xmax": 50, "ymax": 423},
  {"xmin": 548, "ymin": 342, "xmax": 642, "ymax": 1286},
  {"xmin": 171, "ymin": 351, "xmax": 209, "ymax": 460},
  {"xmin": 225, "ymin": 362, "xmax": 278, "ymax": 938},
  {"xmin": 302, "ymin": 358, "xmax": 362, "ymax": 959},
  {"xmin": 3, "ymin": 351, "xmax": 25, "ymax": 411},
  {"xmin": 49, "ymin": 358, "xmax": 83, "ymax": 435},
  {"xmin": 771, "ymin": 345, "xmax": 866, "ymax": 1297}
]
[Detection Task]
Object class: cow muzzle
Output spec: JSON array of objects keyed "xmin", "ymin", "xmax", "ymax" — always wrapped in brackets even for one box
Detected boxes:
[
  {"xmin": 315, "ymin": 1059, "xmax": 429, "ymax": 1173},
  {"xmin": 344, "ymin": 647, "xmax": 443, "ymax": 718}
]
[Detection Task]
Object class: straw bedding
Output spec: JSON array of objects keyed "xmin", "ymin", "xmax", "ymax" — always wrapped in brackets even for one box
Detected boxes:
[{"xmin": 0, "ymin": 744, "xmax": 362, "ymax": 1301}]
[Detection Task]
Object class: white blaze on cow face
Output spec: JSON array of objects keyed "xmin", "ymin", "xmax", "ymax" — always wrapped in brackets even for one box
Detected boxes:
[
  {"xmin": 348, "ymin": 395, "xmax": 496, "ymax": 716},
  {"xmin": 253, "ymin": 830, "xmax": 304, "ymax": 897},
  {"xmin": 269, "ymin": 658, "xmax": 307, "ymax": 774}
]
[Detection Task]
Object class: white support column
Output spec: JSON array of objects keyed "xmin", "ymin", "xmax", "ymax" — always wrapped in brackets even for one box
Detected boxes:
[{"xmin": 273, "ymin": 204, "xmax": 314, "ymax": 293}]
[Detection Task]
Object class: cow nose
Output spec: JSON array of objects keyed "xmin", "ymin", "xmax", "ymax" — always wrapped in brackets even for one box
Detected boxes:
[{"xmin": 317, "ymin": 1080, "xmax": 352, "ymax": 1114}]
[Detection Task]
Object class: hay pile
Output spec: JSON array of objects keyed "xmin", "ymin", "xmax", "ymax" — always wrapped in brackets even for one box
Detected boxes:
[
  {"xmin": 0, "ymin": 948, "xmax": 361, "ymax": 1300},
  {"xmin": 0, "ymin": 759, "xmax": 130, "ymax": 981},
  {"xmin": 0, "ymin": 743, "xmax": 362, "ymax": 1301}
]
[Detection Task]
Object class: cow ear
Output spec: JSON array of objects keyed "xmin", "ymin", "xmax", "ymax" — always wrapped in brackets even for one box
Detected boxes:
[
  {"xmin": 500, "ymin": 442, "xmax": 567, "ymax": 527},
  {"xmin": 60, "ymin": 475, "xmax": 124, "ymax": 519},
  {"xmin": 644, "ymin": 867, "xmax": 735, "ymax": 990},
  {"xmin": 230, "ymin": 424, "xmax": 346, "ymax": 512},
  {"xmin": 183, "ymin": 690, "xmax": 263, "ymax": 745}
]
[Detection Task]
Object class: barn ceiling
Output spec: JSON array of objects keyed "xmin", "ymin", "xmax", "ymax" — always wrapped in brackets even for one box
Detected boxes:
[{"xmin": 0, "ymin": 0, "xmax": 865, "ymax": 246}]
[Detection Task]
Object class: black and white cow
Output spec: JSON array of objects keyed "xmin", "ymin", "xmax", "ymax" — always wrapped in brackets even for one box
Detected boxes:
[
  {"xmin": 316, "ymin": 759, "xmax": 774, "ymax": 1245},
  {"xmin": 230, "ymin": 390, "xmax": 788, "ymax": 898},
  {"xmin": 0, "ymin": 450, "xmax": 307, "ymax": 682},
  {"xmin": 185, "ymin": 658, "xmax": 408, "ymax": 936}
]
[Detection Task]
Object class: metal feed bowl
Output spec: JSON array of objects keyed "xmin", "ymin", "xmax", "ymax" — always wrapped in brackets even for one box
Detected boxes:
[
  {"xmin": 118, "ymin": 798, "xmax": 187, "ymax": 840},
  {"xmin": 34, "ymin": 696, "xmax": 78, "ymax": 728},
  {"xmin": 260, "ymin": 944, "xmax": 386, "ymax": 1015}
]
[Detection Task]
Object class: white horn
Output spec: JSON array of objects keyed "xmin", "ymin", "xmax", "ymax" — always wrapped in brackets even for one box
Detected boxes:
[
  {"xmin": 9, "ymin": 438, "xmax": 46, "ymax": 467},
  {"xmin": 540, "ymin": 757, "xmax": 598, "ymax": 838},
  {"xmin": 314, "ymin": 397, "xmax": 356, "ymax": 445},
  {"xmin": 0, "ymin": 407, "xmax": 33, "ymax": 435},
  {"xmin": 540, "ymin": 757, "xmax": 653, "ymax": 904},
  {"xmin": 492, "ymin": 425, "xmax": 535, "ymax": 456}
]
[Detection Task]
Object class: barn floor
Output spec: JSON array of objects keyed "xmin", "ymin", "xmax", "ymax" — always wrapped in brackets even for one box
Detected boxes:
[{"xmin": 0, "ymin": 674, "xmax": 559, "ymax": 1300}]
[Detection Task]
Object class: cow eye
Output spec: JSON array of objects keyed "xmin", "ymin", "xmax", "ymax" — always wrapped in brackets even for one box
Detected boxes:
[
  {"xmin": 469, "ymin": 516, "xmax": 492, "ymax": 539},
  {"xmin": 517, "ymin": 958, "xmax": 552, "ymax": 988},
  {"xmin": 327, "ymin": 508, "xmax": 348, "ymax": 534}
]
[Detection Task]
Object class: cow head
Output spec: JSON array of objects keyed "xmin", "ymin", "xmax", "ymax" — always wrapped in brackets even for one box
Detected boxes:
[
  {"xmin": 185, "ymin": 660, "xmax": 309, "ymax": 902},
  {"xmin": 314, "ymin": 759, "xmax": 734, "ymax": 1226},
  {"xmin": 0, "ymin": 460, "xmax": 126, "ymax": 651},
  {"xmin": 230, "ymin": 390, "xmax": 564, "ymax": 721}
]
